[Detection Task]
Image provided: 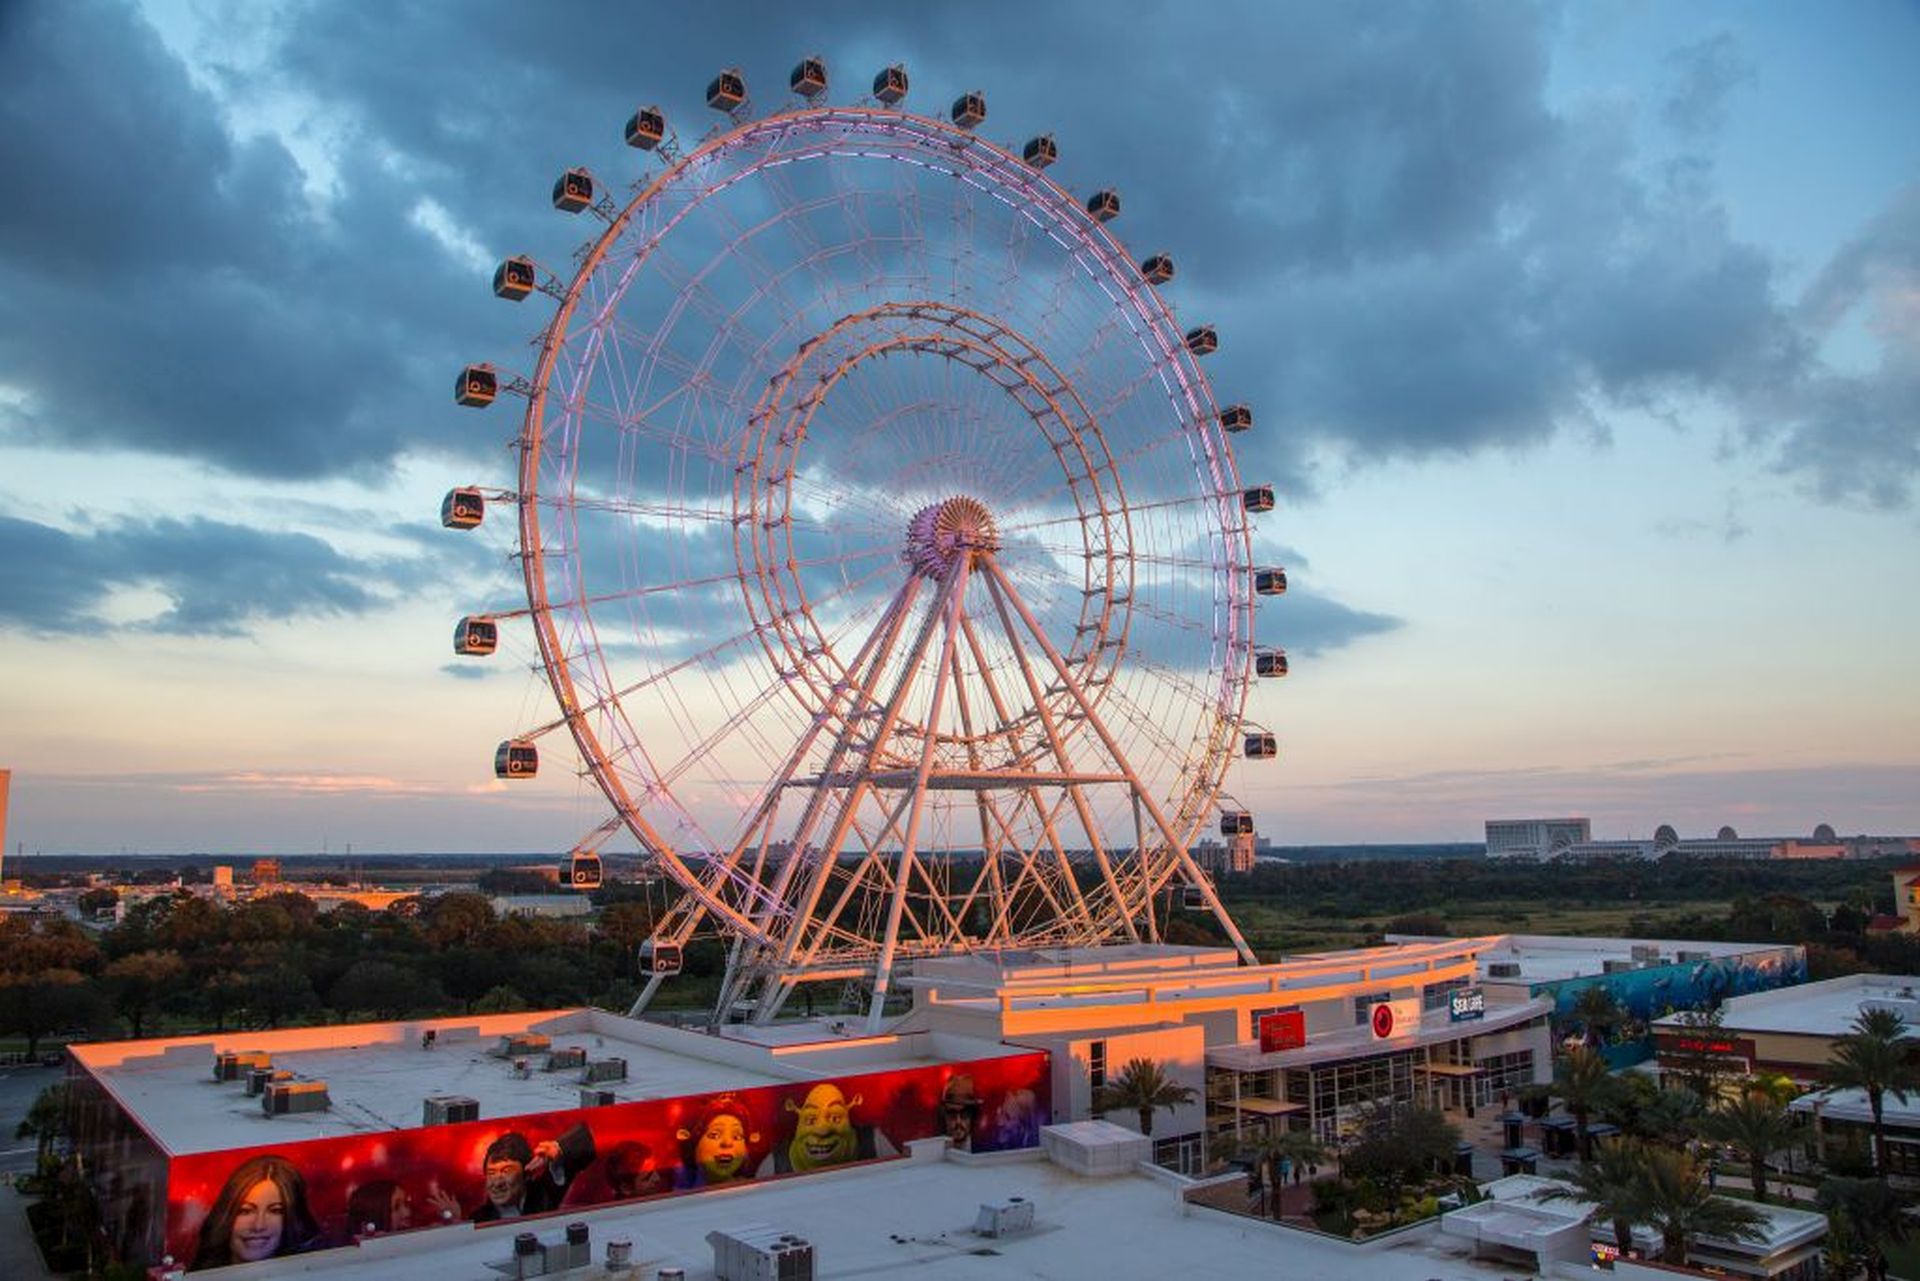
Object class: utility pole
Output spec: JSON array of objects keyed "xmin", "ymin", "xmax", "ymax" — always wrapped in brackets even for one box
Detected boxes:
[{"xmin": 0, "ymin": 769, "xmax": 11, "ymax": 885}]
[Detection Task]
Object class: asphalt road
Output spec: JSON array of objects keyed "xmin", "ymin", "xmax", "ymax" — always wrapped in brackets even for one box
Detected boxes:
[{"xmin": 0, "ymin": 1063, "xmax": 59, "ymax": 1177}]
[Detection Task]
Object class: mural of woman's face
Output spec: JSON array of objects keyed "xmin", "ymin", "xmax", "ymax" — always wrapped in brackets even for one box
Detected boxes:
[
  {"xmin": 695, "ymin": 1115, "xmax": 749, "ymax": 1181},
  {"xmin": 231, "ymin": 1178, "xmax": 287, "ymax": 1262},
  {"xmin": 388, "ymin": 1186, "xmax": 412, "ymax": 1231}
]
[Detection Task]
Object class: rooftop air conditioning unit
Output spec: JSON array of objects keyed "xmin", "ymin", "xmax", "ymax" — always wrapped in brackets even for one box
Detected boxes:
[
  {"xmin": 707, "ymin": 1224, "xmax": 815, "ymax": 1281},
  {"xmin": 545, "ymin": 1047, "xmax": 587, "ymax": 1071},
  {"xmin": 1602, "ymin": 959, "xmax": 1634, "ymax": 974},
  {"xmin": 1676, "ymin": 950, "xmax": 1711, "ymax": 963},
  {"xmin": 582, "ymin": 1057, "xmax": 628, "ymax": 1085},
  {"xmin": 974, "ymin": 1196, "xmax": 1036, "ymax": 1238},
  {"xmin": 245, "ymin": 1067, "xmax": 290, "ymax": 1096},
  {"xmin": 1630, "ymin": 944, "xmax": 1661, "ymax": 962},
  {"xmin": 496, "ymin": 1033, "xmax": 552, "ymax": 1058},
  {"xmin": 1487, "ymin": 962, "xmax": 1522, "ymax": 979},
  {"xmin": 423, "ymin": 1095, "xmax": 480, "ymax": 1126},
  {"xmin": 263, "ymin": 1079, "xmax": 329, "ymax": 1115},
  {"xmin": 580, "ymin": 1088, "xmax": 618, "ymax": 1108},
  {"xmin": 214, "ymin": 1050, "xmax": 271, "ymax": 1082}
]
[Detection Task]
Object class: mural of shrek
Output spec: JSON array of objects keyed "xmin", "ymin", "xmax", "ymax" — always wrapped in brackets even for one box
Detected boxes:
[{"xmin": 757, "ymin": 1081, "xmax": 898, "ymax": 1176}]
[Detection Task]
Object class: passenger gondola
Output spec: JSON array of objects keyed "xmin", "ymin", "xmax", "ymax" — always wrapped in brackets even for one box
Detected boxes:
[
  {"xmin": 455, "ymin": 365, "xmax": 497, "ymax": 408},
  {"xmin": 493, "ymin": 256, "xmax": 536, "ymax": 301},
  {"xmin": 950, "ymin": 92, "xmax": 987, "ymax": 129},
  {"xmin": 624, "ymin": 106, "xmax": 666, "ymax": 150},
  {"xmin": 453, "ymin": 616, "xmax": 498, "ymax": 656},
  {"xmin": 872, "ymin": 64, "xmax": 909, "ymax": 105},
  {"xmin": 552, "ymin": 168, "xmax": 594, "ymax": 213},
  {"xmin": 441, "ymin": 488, "xmax": 486, "ymax": 529},
  {"xmin": 790, "ymin": 57, "xmax": 828, "ymax": 98},
  {"xmin": 494, "ymin": 740, "xmax": 539, "ymax": 779}
]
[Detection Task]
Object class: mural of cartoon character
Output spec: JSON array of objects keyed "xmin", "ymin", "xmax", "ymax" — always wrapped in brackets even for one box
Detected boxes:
[
  {"xmin": 756, "ymin": 1082, "xmax": 898, "ymax": 1176},
  {"xmin": 677, "ymin": 1095, "xmax": 761, "ymax": 1188},
  {"xmin": 190, "ymin": 1154, "xmax": 322, "ymax": 1270}
]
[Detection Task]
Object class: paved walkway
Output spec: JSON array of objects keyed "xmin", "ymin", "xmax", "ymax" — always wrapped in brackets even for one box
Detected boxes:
[{"xmin": 0, "ymin": 1192, "xmax": 56, "ymax": 1281}]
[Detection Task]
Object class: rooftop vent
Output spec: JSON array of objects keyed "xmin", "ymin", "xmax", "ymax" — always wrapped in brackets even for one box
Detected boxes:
[
  {"xmin": 214, "ymin": 1049, "xmax": 271, "ymax": 1082},
  {"xmin": 423, "ymin": 1095, "xmax": 480, "ymax": 1126},
  {"xmin": 496, "ymin": 1032, "xmax": 551, "ymax": 1058},
  {"xmin": 580, "ymin": 1088, "xmax": 618, "ymax": 1108},
  {"xmin": 707, "ymin": 1224, "xmax": 815, "ymax": 1281},
  {"xmin": 544, "ymin": 1047, "xmax": 588, "ymax": 1072},
  {"xmin": 582, "ymin": 1057, "xmax": 628, "ymax": 1085},
  {"xmin": 1487, "ymin": 962, "xmax": 1522, "ymax": 979},
  {"xmin": 263, "ymin": 1079, "xmax": 328, "ymax": 1116},
  {"xmin": 975, "ymin": 1197, "xmax": 1036, "ymax": 1238}
]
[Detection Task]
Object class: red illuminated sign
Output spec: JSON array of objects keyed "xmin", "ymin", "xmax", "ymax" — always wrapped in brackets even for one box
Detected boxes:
[
  {"xmin": 157, "ymin": 1051, "xmax": 1049, "ymax": 1270},
  {"xmin": 1673, "ymin": 1037, "xmax": 1738, "ymax": 1055},
  {"xmin": 1258, "ymin": 1010, "xmax": 1306, "ymax": 1053},
  {"xmin": 1370, "ymin": 1003, "xmax": 1396, "ymax": 1039}
]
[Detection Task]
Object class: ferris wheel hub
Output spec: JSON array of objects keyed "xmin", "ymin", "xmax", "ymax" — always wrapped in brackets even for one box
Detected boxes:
[{"xmin": 904, "ymin": 496, "xmax": 1000, "ymax": 578}]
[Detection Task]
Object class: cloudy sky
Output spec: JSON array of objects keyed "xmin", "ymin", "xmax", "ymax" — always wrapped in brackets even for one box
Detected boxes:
[{"xmin": 1, "ymin": 1, "xmax": 1915, "ymax": 856}]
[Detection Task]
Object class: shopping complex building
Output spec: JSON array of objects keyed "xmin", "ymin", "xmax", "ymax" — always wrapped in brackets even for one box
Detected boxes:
[{"xmin": 62, "ymin": 928, "xmax": 1821, "ymax": 1273}]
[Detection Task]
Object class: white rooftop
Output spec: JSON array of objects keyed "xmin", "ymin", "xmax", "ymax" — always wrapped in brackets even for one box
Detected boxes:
[
  {"xmin": 1654, "ymin": 973, "xmax": 1920, "ymax": 1039},
  {"xmin": 1391, "ymin": 933, "xmax": 1789, "ymax": 985},
  {"xmin": 214, "ymin": 1147, "xmax": 1513, "ymax": 1281},
  {"xmin": 73, "ymin": 1008, "xmax": 1025, "ymax": 1157}
]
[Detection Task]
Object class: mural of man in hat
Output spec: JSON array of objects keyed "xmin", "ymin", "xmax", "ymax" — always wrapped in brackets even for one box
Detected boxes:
[{"xmin": 939, "ymin": 1074, "xmax": 982, "ymax": 1153}]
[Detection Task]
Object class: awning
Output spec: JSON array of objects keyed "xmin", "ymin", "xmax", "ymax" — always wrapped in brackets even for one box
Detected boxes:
[
  {"xmin": 1418, "ymin": 1062, "xmax": 1485, "ymax": 1078},
  {"xmin": 1233, "ymin": 1097, "xmax": 1307, "ymax": 1116}
]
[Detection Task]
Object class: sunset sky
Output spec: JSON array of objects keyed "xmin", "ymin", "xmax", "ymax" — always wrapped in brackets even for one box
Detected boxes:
[{"xmin": 2, "ymin": 1, "xmax": 1915, "ymax": 855}]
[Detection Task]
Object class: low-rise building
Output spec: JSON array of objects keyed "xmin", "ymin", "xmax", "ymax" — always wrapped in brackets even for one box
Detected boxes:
[{"xmin": 1651, "ymin": 972, "xmax": 1920, "ymax": 1086}]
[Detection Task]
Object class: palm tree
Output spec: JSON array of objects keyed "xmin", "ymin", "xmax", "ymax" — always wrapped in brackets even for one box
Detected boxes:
[
  {"xmin": 1093, "ymin": 1057, "xmax": 1197, "ymax": 1138},
  {"xmin": 1823, "ymin": 1007, "xmax": 1920, "ymax": 1174},
  {"xmin": 1819, "ymin": 1174, "xmax": 1911, "ymax": 1281},
  {"xmin": 1638, "ymin": 1144, "xmax": 1769, "ymax": 1266},
  {"xmin": 1224, "ymin": 1126, "xmax": 1328, "ymax": 1217},
  {"xmin": 1532, "ymin": 1137, "xmax": 1652, "ymax": 1260},
  {"xmin": 1572, "ymin": 985, "xmax": 1626, "ymax": 1048},
  {"xmin": 1700, "ymin": 1088, "xmax": 1796, "ymax": 1203},
  {"xmin": 1555, "ymin": 1045, "xmax": 1611, "ymax": 1162}
]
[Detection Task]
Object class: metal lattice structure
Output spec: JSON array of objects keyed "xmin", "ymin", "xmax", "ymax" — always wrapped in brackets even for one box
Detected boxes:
[{"xmin": 448, "ymin": 63, "xmax": 1286, "ymax": 1029}]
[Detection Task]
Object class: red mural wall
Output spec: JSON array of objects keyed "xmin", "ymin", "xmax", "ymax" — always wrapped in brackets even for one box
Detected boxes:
[{"xmin": 156, "ymin": 1051, "xmax": 1048, "ymax": 1271}]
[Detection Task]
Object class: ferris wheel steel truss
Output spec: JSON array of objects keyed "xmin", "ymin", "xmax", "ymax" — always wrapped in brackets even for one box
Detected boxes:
[{"xmin": 452, "ymin": 79, "xmax": 1283, "ymax": 1030}]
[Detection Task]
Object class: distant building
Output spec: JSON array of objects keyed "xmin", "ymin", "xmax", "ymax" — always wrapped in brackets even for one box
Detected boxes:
[
  {"xmin": 1486, "ymin": 815, "xmax": 1917, "ymax": 863},
  {"xmin": 1652, "ymin": 972, "xmax": 1920, "ymax": 1088},
  {"xmin": 252, "ymin": 857, "xmax": 281, "ymax": 885},
  {"xmin": 1485, "ymin": 818, "xmax": 1591, "ymax": 860},
  {"xmin": 489, "ymin": 893, "xmax": 593, "ymax": 919}
]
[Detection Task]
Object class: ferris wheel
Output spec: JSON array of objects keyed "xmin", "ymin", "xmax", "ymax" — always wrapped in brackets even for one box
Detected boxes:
[{"xmin": 444, "ymin": 58, "xmax": 1290, "ymax": 1029}]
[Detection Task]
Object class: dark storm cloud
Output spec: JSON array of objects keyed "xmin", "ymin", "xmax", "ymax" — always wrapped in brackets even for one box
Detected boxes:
[
  {"xmin": 2, "ymin": 0, "xmax": 1914, "ymax": 625},
  {"xmin": 0, "ymin": 514, "xmax": 388, "ymax": 635}
]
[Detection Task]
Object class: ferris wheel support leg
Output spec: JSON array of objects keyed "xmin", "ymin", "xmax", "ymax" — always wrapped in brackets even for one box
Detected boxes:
[
  {"xmin": 979, "ymin": 556, "xmax": 1258, "ymax": 966},
  {"xmin": 754, "ymin": 568, "xmax": 958, "ymax": 1022},
  {"xmin": 748, "ymin": 574, "xmax": 923, "ymax": 919},
  {"xmin": 1133, "ymin": 792, "xmax": 1161, "ymax": 943},
  {"xmin": 866, "ymin": 558, "xmax": 968, "ymax": 1033},
  {"xmin": 628, "ymin": 972, "xmax": 669, "ymax": 1019},
  {"xmin": 955, "ymin": 612, "xmax": 1101, "ymax": 940},
  {"xmin": 978, "ymin": 563, "xmax": 1142, "ymax": 944}
]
